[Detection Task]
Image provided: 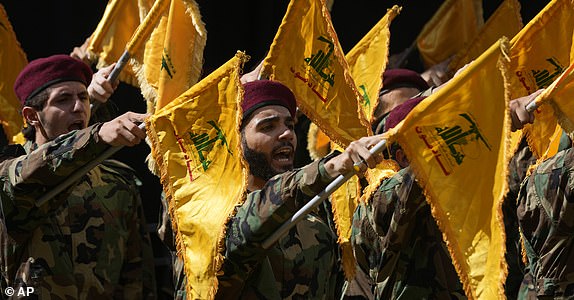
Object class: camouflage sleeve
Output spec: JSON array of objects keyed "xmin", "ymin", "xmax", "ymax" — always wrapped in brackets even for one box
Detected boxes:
[
  {"xmin": 0, "ymin": 124, "xmax": 108, "ymax": 233},
  {"xmin": 504, "ymin": 137, "xmax": 534, "ymax": 297},
  {"xmin": 119, "ymin": 169, "xmax": 157, "ymax": 299},
  {"xmin": 217, "ymin": 155, "xmax": 336, "ymax": 295},
  {"xmin": 351, "ymin": 199, "xmax": 382, "ymax": 283},
  {"xmin": 517, "ymin": 147, "xmax": 574, "ymax": 297},
  {"xmin": 352, "ymin": 167, "xmax": 426, "ymax": 284}
]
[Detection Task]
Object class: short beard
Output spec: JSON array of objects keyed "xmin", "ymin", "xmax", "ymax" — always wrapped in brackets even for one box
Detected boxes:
[{"xmin": 242, "ymin": 138, "xmax": 291, "ymax": 182}]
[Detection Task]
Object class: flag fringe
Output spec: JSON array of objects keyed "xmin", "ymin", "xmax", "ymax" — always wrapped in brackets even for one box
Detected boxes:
[
  {"xmin": 360, "ymin": 160, "xmax": 399, "ymax": 204},
  {"xmin": 339, "ymin": 242, "xmax": 357, "ymax": 280},
  {"xmin": 319, "ymin": 0, "xmax": 372, "ymax": 137},
  {"xmin": 147, "ymin": 52, "xmax": 248, "ymax": 299},
  {"xmin": 319, "ymin": 1, "xmax": 371, "ymax": 269},
  {"xmin": 496, "ymin": 42, "xmax": 513, "ymax": 299},
  {"xmin": 389, "ymin": 38, "xmax": 511, "ymax": 299},
  {"xmin": 210, "ymin": 52, "xmax": 250, "ymax": 300},
  {"xmin": 182, "ymin": 0, "xmax": 207, "ymax": 89},
  {"xmin": 329, "ymin": 174, "xmax": 360, "ymax": 280},
  {"xmin": 90, "ymin": 51, "xmax": 141, "ymax": 87},
  {"xmin": 396, "ymin": 137, "xmax": 476, "ymax": 299},
  {"xmin": 345, "ymin": 5, "xmax": 400, "ymax": 123},
  {"xmin": 131, "ymin": 53, "xmax": 161, "ymax": 175}
]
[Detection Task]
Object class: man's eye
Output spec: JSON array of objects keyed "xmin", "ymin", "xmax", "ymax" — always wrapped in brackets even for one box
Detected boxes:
[
  {"xmin": 260, "ymin": 125, "xmax": 273, "ymax": 131},
  {"xmin": 54, "ymin": 97, "xmax": 69, "ymax": 103}
]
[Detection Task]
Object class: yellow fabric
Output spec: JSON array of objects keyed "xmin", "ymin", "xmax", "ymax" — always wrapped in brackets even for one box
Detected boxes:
[
  {"xmin": 11, "ymin": 132, "xmax": 25, "ymax": 145},
  {"xmin": 154, "ymin": 0, "xmax": 206, "ymax": 111},
  {"xmin": 329, "ymin": 142, "xmax": 360, "ymax": 279},
  {"xmin": 502, "ymin": 0, "xmax": 574, "ymax": 158},
  {"xmin": 541, "ymin": 125, "xmax": 563, "ymax": 160},
  {"xmin": 527, "ymin": 49, "xmax": 574, "ymax": 133},
  {"xmin": 345, "ymin": 5, "xmax": 400, "ymax": 124},
  {"xmin": 125, "ymin": 0, "xmax": 170, "ymax": 54},
  {"xmin": 527, "ymin": 59, "xmax": 574, "ymax": 149},
  {"xmin": 416, "ymin": 0, "xmax": 483, "ymax": 68},
  {"xmin": 87, "ymin": 0, "xmax": 155, "ymax": 86},
  {"xmin": 132, "ymin": 0, "xmax": 206, "ymax": 175},
  {"xmin": 385, "ymin": 39, "xmax": 510, "ymax": 299},
  {"xmin": 134, "ymin": 9, "xmax": 168, "ymax": 113},
  {"xmin": 328, "ymin": 142, "xmax": 399, "ymax": 280},
  {"xmin": 132, "ymin": 0, "xmax": 206, "ymax": 114},
  {"xmin": 0, "ymin": 4, "xmax": 27, "ymax": 144},
  {"xmin": 306, "ymin": 123, "xmax": 331, "ymax": 160},
  {"xmin": 262, "ymin": 0, "xmax": 370, "ymax": 148},
  {"xmin": 146, "ymin": 52, "xmax": 248, "ymax": 299},
  {"xmin": 449, "ymin": 0, "xmax": 522, "ymax": 73}
]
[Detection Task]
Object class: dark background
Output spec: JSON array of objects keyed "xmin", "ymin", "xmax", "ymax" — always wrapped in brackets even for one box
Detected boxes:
[{"xmin": 1, "ymin": 0, "xmax": 552, "ymax": 298}]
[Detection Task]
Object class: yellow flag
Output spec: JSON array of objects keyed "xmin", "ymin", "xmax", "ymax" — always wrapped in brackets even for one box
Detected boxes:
[
  {"xmin": 529, "ymin": 61, "xmax": 574, "ymax": 138},
  {"xmin": 385, "ymin": 39, "xmax": 510, "ymax": 299},
  {"xmin": 330, "ymin": 141, "xmax": 361, "ymax": 278},
  {"xmin": 262, "ymin": 0, "xmax": 371, "ymax": 148},
  {"xmin": 449, "ymin": 0, "xmax": 522, "ymax": 73},
  {"xmin": 146, "ymin": 52, "xmax": 248, "ymax": 299},
  {"xmin": 501, "ymin": 0, "xmax": 574, "ymax": 158},
  {"xmin": 132, "ymin": 0, "xmax": 206, "ymax": 113},
  {"xmin": 87, "ymin": 0, "xmax": 155, "ymax": 86},
  {"xmin": 0, "ymin": 4, "xmax": 27, "ymax": 144},
  {"xmin": 132, "ymin": 0, "xmax": 169, "ymax": 113},
  {"xmin": 155, "ymin": 0, "xmax": 205, "ymax": 110},
  {"xmin": 416, "ymin": 0, "xmax": 483, "ymax": 68},
  {"xmin": 346, "ymin": 5, "xmax": 400, "ymax": 124}
]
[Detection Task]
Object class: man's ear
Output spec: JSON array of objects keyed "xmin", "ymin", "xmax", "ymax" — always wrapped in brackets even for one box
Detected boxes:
[{"xmin": 21, "ymin": 106, "xmax": 40, "ymax": 126}]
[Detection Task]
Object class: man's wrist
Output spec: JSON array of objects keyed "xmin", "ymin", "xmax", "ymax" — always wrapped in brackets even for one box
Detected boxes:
[{"xmin": 319, "ymin": 150, "xmax": 341, "ymax": 182}]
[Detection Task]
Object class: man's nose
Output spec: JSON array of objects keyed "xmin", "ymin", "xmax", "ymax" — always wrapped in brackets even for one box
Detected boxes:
[
  {"xmin": 72, "ymin": 98, "xmax": 88, "ymax": 113},
  {"xmin": 278, "ymin": 126, "xmax": 295, "ymax": 141}
]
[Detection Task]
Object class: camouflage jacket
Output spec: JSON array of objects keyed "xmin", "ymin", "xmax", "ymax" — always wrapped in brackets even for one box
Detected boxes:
[
  {"xmin": 0, "ymin": 125, "xmax": 156, "ymax": 299},
  {"xmin": 504, "ymin": 137, "xmax": 536, "ymax": 298},
  {"xmin": 517, "ymin": 146, "xmax": 574, "ymax": 298},
  {"xmin": 351, "ymin": 167, "xmax": 465, "ymax": 299},
  {"xmin": 216, "ymin": 157, "xmax": 345, "ymax": 299}
]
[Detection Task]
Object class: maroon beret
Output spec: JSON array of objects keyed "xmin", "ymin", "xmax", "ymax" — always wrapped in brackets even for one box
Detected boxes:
[
  {"xmin": 385, "ymin": 96, "xmax": 426, "ymax": 131},
  {"xmin": 380, "ymin": 68, "xmax": 429, "ymax": 96},
  {"xmin": 14, "ymin": 54, "xmax": 93, "ymax": 105},
  {"xmin": 242, "ymin": 80, "xmax": 297, "ymax": 121}
]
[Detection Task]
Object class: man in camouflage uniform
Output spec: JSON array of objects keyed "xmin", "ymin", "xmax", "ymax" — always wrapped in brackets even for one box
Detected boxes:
[
  {"xmin": 509, "ymin": 90, "xmax": 574, "ymax": 298},
  {"xmin": 0, "ymin": 55, "xmax": 156, "ymax": 299},
  {"xmin": 351, "ymin": 96, "xmax": 466, "ymax": 299},
  {"xmin": 515, "ymin": 135, "xmax": 574, "ymax": 299},
  {"xmin": 504, "ymin": 136, "xmax": 535, "ymax": 298},
  {"xmin": 214, "ymin": 80, "xmax": 384, "ymax": 299},
  {"xmin": 371, "ymin": 68, "xmax": 430, "ymax": 135},
  {"xmin": 342, "ymin": 68, "xmax": 432, "ymax": 300}
]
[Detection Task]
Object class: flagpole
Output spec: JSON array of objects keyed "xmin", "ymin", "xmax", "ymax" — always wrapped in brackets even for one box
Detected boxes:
[
  {"xmin": 108, "ymin": 51, "xmax": 131, "ymax": 83},
  {"xmin": 36, "ymin": 123, "xmax": 146, "ymax": 207},
  {"xmin": 525, "ymin": 100, "xmax": 537, "ymax": 112},
  {"xmin": 91, "ymin": 0, "xmax": 169, "ymax": 113},
  {"xmin": 392, "ymin": 40, "xmax": 417, "ymax": 69},
  {"xmin": 90, "ymin": 50, "xmax": 130, "ymax": 113},
  {"xmin": 262, "ymin": 137, "xmax": 388, "ymax": 249}
]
